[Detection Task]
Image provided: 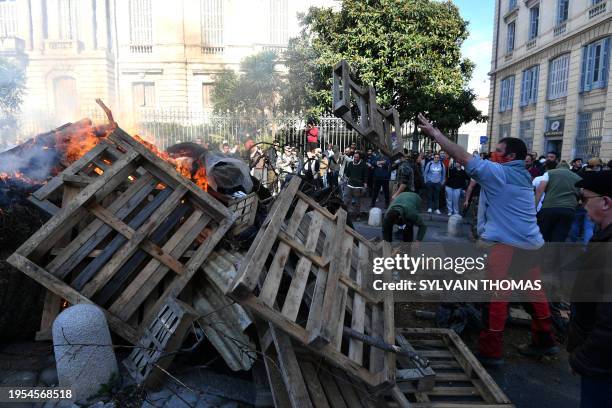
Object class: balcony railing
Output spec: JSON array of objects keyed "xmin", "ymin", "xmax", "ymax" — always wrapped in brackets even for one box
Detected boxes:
[
  {"xmin": 201, "ymin": 46, "xmax": 224, "ymax": 54},
  {"xmin": 588, "ymin": 1, "xmax": 607, "ymax": 19},
  {"xmin": 0, "ymin": 37, "xmax": 25, "ymax": 54},
  {"xmin": 554, "ymin": 22, "xmax": 567, "ymax": 37},
  {"xmin": 130, "ymin": 45, "xmax": 153, "ymax": 53},
  {"xmin": 526, "ymin": 38, "xmax": 537, "ymax": 50},
  {"xmin": 45, "ymin": 39, "xmax": 82, "ymax": 53}
]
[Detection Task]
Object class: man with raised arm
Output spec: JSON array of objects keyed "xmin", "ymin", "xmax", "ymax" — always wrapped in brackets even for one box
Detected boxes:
[{"xmin": 417, "ymin": 113, "xmax": 558, "ymax": 367}]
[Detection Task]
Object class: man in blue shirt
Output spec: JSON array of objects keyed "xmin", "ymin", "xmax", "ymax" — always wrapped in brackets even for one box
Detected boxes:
[
  {"xmin": 418, "ymin": 113, "xmax": 557, "ymax": 366},
  {"xmin": 369, "ymin": 150, "xmax": 391, "ymax": 208}
]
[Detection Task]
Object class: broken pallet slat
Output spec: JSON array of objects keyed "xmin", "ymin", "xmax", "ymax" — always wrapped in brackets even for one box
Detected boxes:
[{"xmin": 7, "ymin": 127, "xmax": 234, "ymax": 344}]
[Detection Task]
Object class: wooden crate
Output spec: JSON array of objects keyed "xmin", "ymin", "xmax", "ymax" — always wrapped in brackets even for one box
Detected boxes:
[
  {"xmin": 388, "ymin": 328, "xmax": 514, "ymax": 408},
  {"xmin": 228, "ymin": 176, "xmax": 395, "ymax": 389},
  {"xmin": 8, "ymin": 127, "xmax": 234, "ymax": 344},
  {"xmin": 226, "ymin": 193, "xmax": 258, "ymax": 234}
]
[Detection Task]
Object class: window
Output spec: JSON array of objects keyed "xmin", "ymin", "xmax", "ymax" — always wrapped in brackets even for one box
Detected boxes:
[
  {"xmin": 130, "ymin": 0, "xmax": 152, "ymax": 48},
  {"xmin": 529, "ymin": 7, "xmax": 539, "ymax": 40},
  {"xmin": 132, "ymin": 82, "xmax": 155, "ymax": 108},
  {"xmin": 506, "ymin": 22, "xmax": 515, "ymax": 53},
  {"xmin": 499, "ymin": 123, "xmax": 512, "ymax": 139},
  {"xmin": 519, "ymin": 120, "xmax": 535, "ymax": 151},
  {"xmin": 499, "ymin": 76, "xmax": 515, "ymax": 112},
  {"xmin": 520, "ymin": 65, "xmax": 539, "ymax": 107},
  {"xmin": 575, "ymin": 110, "xmax": 603, "ymax": 158},
  {"xmin": 54, "ymin": 76, "xmax": 78, "ymax": 119},
  {"xmin": 269, "ymin": 0, "xmax": 288, "ymax": 44},
  {"xmin": 58, "ymin": 0, "xmax": 77, "ymax": 40},
  {"xmin": 202, "ymin": 83, "xmax": 213, "ymax": 111},
  {"xmin": 201, "ymin": 0, "xmax": 223, "ymax": 49},
  {"xmin": 0, "ymin": 0, "xmax": 17, "ymax": 38},
  {"xmin": 580, "ymin": 37, "xmax": 610, "ymax": 92},
  {"xmin": 592, "ymin": 0, "xmax": 604, "ymax": 5},
  {"xmin": 557, "ymin": 0, "xmax": 569, "ymax": 24},
  {"xmin": 508, "ymin": 0, "xmax": 518, "ymax": 11},
  {"xmin": 548, "ymin": 54, "xmax": 570, "ymax": 99}
]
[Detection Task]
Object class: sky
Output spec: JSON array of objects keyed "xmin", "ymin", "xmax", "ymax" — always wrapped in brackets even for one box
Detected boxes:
[{"xmin": 452, "ymin": 0, "xmax": 495, "ymax": 98}]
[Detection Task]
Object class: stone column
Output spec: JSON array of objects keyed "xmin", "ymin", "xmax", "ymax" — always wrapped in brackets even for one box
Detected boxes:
[
  {"xmin": 532, "ymin": 55, "xmax": 549, "ymax": 154},
  {"xmin": 561, "ymin": 43, "xmax": 583, "ymax": 160},
  {"xmin": 30, "ymin": 0, "xmax": 45, "ymax": 51},
  {"xmin": 95, "ymin": 0, "xmax": 109, "ymax": 50}
]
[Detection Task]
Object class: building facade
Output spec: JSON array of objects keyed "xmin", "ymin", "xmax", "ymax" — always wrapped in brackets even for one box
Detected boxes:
[
  {"xmin": 488, "ymin": 0, "xmax": 612, "ymax": 161},
  {"xmin": 0, "ymin": 0, "xmax": 331, "ymax": 130}
]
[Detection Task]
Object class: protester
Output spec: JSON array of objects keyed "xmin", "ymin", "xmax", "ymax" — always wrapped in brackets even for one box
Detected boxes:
[
  {"xmin": 445, "ymin": 161, "xmax": 470, "ymax": 216},
  {"xmin": 587, "ymin": 157, "xmax": 604, "ymax": 171},
  {"xmin": 306, "ymin": 119, "xmax": 319, "ymax": 151},
  {"xmin": 301, "ymin": 148, "xmax": 320, "ymax": 187},
  {"xmin": 525, "ymin": 153, "xmax": 542, "ymax": 179},
  {"xmin": 343, "ymin": 151, "xmax": 368, "ymax": 220},
  {"xmin": 535, "ymin": 161, "xmax": 582, "ymax": 242},
  {"xmin": 532, "ymin": 160, "xmax": 558, "ymax": 211},
  {"xmin": 365, "ymin": 148, "xmax": 375, "ymax": 196},
  {"xmin": 418, "ymin": 113, "xmax": 557, "ymax": 367},
  {"xmin": 325, "ymin": 143, "xmax": 339, "ymax": 188},
  {"xmin": 463, "ymin": 178, "xmax": 481, "ymax": 240},
  {"xmin": 392, "ymin": 152, "xmax": 415, "ymax": 201},
  {"xmin": 546, "ymin": 151, "xmax": 560, "ymax": 165},
  {"xmin": 571, "ymin": 158, "xmax": 584, "ymax": 173},
  {"xmin": 567, "ymin": 170, "xmax": 612, "ymax": 408},
  {"xmin": 382, "ymin": 192, "xmax": 427, "ymax": 242},
  {"xmin": 369, "ymin": 150, "xmax": 391, "ymax": 208},
  {"xmin": 317, "ymin": 148, "xmax": 329, "ymax": 189},
  {"xmin": 423, "ymin": 153, "xmax": 446, "ymax": 214}
]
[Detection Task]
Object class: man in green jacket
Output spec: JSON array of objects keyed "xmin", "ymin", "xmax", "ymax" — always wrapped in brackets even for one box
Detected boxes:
[{"xmin": 382, "ymin": 192, "xmax": 427, "ymax": 242}]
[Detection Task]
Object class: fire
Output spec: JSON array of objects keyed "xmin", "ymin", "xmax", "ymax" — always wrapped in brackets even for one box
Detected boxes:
[
  {"xmin": 1, "ymin": 171, "xmax": 41, "ymax": 185},
  {"xmin": 193, "ymin": 164, "xmax": 208, "ymax": 192},
  {"xmin": 54, "ymin": 121, "xmax": 108, "ymax": 164}
]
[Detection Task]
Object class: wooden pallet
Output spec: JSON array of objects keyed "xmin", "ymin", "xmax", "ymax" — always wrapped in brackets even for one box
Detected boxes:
[
  {"xmin": 387, "ymin": 328, "xmax": 514, "ymax": 408},
  {"xmin": 257, "ymin": 319, "xmax": 396, "ymax": 408},
  {"xmin": 332, "ymin": 60, "xmax": 403, "ymax": 158},
  {"xmin": 8, "ymin": 127, "xmax": 234, "ymax": 344},
  {"xmin": 226, "ymin": 193, "xmax": 258, "ymax": 234},
  {"xmin": 228, "ymin": 176, "xmax": 395, "ymax": 389}
]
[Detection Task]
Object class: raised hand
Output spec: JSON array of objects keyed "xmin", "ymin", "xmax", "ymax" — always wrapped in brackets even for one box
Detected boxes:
[{"xmin": 417, "ymin": 113, "xmax": 436, "ymax": 138}]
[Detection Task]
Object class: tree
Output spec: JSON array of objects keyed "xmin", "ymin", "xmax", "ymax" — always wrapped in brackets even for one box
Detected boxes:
[
  {"xmin": 281, "ymin": 0, "xmax": 485, "ymax": 135},
  {"xmin": 0, "ymin": 57, "xmax": 25, "ymax": 145},
  {"xmin": 211, "ymin": 50, "xmax": 282, "ymax": 115}
]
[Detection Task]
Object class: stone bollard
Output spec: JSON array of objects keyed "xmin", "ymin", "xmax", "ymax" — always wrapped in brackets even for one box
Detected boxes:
[
  {"xmin": 447, "ymin": 214, "xmax": 463, "ymax": 237},
  {"xmin": 53, "ymin": 304, "xmax": 119, "ymax": 403},
  {"xmin": 368, "ymin": 207, "xmax": 383, "ymax": 227}
]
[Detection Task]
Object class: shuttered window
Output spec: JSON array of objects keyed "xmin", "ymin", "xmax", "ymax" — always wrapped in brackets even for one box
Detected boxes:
[
  {"xmin": 201, "ymin": 0, "xmax": 223, "ymax": 48},
  {"xmin": 507, "ymin": 22, "xmax": 515, "ymax": 53},
  {"xmin": 548, "ymin": 54, "xmax": 570, "ymax": 99},
  {"xmin": 557, "ymin": 0, "xmax": 569, "ymax": 24},
  {"xmin": 520, "ymin": 65, "xmax": 539, "ymax": 107},
  {"xmin": 129, "ymin": 0, "xmax": 153, "ymax": 46},
  {"xmin": 529, "ymin": 7, "xmax": 539, "ymax": 40},
  {"xmin": 499, "ymin": 76, "xmax": 515, "ymax": 112},
  {"xmin": 580, "ymin": 37, "xmax": 610, "ymax": 92}
]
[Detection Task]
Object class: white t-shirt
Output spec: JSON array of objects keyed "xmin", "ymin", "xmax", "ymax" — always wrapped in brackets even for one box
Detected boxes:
[{"xmin": 532, "ymin": 172, "xmax": 549, "ymax": 211}]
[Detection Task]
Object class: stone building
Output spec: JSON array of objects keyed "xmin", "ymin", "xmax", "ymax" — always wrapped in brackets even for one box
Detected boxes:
[
  {"xmin": 0, "ymin": 0, "xmax": 332, "ymax": 129},
  {"xmin": 488, "ymin": 0, "xmax": 611, "ymax": 161}
]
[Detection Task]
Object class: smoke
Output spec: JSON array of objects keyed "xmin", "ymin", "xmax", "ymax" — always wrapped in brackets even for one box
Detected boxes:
[{"xmin": 0, "ymin": 140, "xmax": 60, "ymax": 180}]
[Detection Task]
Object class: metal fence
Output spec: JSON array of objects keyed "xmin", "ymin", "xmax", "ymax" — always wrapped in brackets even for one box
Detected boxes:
[{"xmin": 13, "ymin": 108, "xmax": 420, "ymax": 154}]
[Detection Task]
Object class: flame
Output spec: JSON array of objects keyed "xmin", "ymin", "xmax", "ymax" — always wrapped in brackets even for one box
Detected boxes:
[
  {"xmin": 1, "ymin": 171, "xmax": 42, "ymax": 185},
  {"xmin": 54, "ymin": 122, "xmax": 108, "ymax": 164}
]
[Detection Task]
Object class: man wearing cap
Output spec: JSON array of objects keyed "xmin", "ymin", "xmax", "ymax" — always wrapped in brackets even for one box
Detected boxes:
[
  {"xmin": 383, "ymin": 192, "xmax": 427, "ymax": 243},
  {"xmin": 418, "ymin": 113, "xmax": 556, "ymax": 367},
  {"xmin": 568, "ymin": 171, "xmax": 612, "ymax": 407}
]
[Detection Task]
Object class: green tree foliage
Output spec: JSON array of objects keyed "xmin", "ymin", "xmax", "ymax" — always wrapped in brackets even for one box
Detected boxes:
[
  {"xmin": 211, "ymin": 50, "xmax": 282, "ymax": 114},
  {"xmin": 281, "ymin": 0, "xmax": 486, "ymax": 132},
  {"xmin": 0, "ymin": 57, "xmax": 25, "ymax": 142}
]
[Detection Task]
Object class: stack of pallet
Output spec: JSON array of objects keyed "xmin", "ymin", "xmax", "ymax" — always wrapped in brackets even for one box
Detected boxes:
[{"xmin": 7, "ymin": 125, "xmax": 513, "ymax": 407}]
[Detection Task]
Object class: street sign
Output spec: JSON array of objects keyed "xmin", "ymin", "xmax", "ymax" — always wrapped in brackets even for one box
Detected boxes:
[{"xmin": 480, "ymin": 136, "xmax": 488, "ymax": 145}]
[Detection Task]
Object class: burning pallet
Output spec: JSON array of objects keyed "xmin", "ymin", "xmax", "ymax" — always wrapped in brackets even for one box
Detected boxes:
[
  {"xmin": 228, "ymin": 176, "xmax": 395, "ymax": 390},
  {"xmin": 7, "ymin": 126, "xmax": 235, "ymax": 344}
]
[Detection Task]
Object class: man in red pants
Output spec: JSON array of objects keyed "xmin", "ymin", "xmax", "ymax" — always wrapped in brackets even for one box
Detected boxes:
[{"xmin": 418, "ymin": 114, "xmax": 558, "ymax": 367}]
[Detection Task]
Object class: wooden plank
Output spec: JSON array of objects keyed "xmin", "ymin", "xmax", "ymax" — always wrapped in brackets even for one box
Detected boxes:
[
  {"xmin": 308, "ymin": 209, "xmax": 347, "ymax": 346},
  {"xmin": 70, "ymin": 187, "xmax": 174, "ymax": 288},
  {"xmin": 389, "ymin": 386, "xmax": 412, "ymax": 408},
  {"xmin": 330, "ymin": 367, "xmax": 368, "ymax": 408},
  {"xmin": 62, "ymin": 174, "xmax": 95, "ymax": 187},
  {"xmin": 330, "ymin": 233, "xmax": 353, "ymax": 350},
  {"xmin": 80, "ymin": 186, "xmax": 187, "ymax": 297},
  {"xmin": 348, "ymin": 242, "xmax": 369, "ymax": 364},
  {"xmin": 281, "ymin": 211, "xmax": 324, "ymax": 321},
  {"xmin": 259, "ymin": 199, "xmax": 309, "ymax": 306},
  {"xmin": 426, "ymin": 386, "xmax": 479, "ymax": 397},
  {"xmin": 317, "ymin": 367, "xmax": 348, "ymax": 408},
  {"xmin": 28, "ymin": 196, "xmax": 60, "ymax": 216},
  {"xmin": 6, "ymin": 254, "xmax": 139, "ymax": 344},
  {"xmin": 32, "ymin": 142, "xmax": 109, "ymax": 201},
  {"xmin": 110, "ymin": 211, "xmax": 209, "ymax": 321},
  {"xmin": 229, "ymin": 176, "xmax": 301, "ymax": 298},
  {"xmin": 278, "ymin": 231, "xmax": 330, "ymax": 269},
  {"xmin": 46, "ymin": 174, "xmax": 155, "ymax": 277},
  {"xmin": 269, "ymin": 324, "xmax": 314, "ymax": 408},
  {"xmin": 300, "ymin": 362, "xmax": 332, "ymax": 408},
  {"xmin": 16, "ymin": 149, "xmax": 140, "ymax": 260},
  {"xmin": 381, "ymin": 241, "xmax": 395, "ymax": 387},
  {"xmin": 140, "ymin": 216, "xmax": 235, "ymax": 330},
  {"xmin": 261, "ymin": 343, "xmax": 293, "ymax": 408},
  {"xmin": 112, "ymin": 128, "xmax": 231, "ymax": 221}
]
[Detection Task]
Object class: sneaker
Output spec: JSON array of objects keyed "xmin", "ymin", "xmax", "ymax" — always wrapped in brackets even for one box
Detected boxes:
[
  {"xmin": 427, "ymin": 208, "xmax": 433, "ymax": 213},
  {"xmin": 435, "ymin": 209, "xmax": 441, "ymax": 215},
  {"xmin": 447, "ymin": 212, "xmax": 453, "ymax": 216},
  {"xmin": 476, "ymin": 353, "xmax": 505, "ymax": 368},
  {"xmin": 518, "ymin": 344, "xmax": 560, "ymax": 357}
]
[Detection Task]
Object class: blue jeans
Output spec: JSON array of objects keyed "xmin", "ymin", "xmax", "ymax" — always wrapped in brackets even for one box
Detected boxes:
[
  {"xmin": 581, "ymin": 376, "xmax": 612, "ymax": 408},
  {"xmin": 569, "ymin": 207, "xmax": 595, "ymax": 245}
]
